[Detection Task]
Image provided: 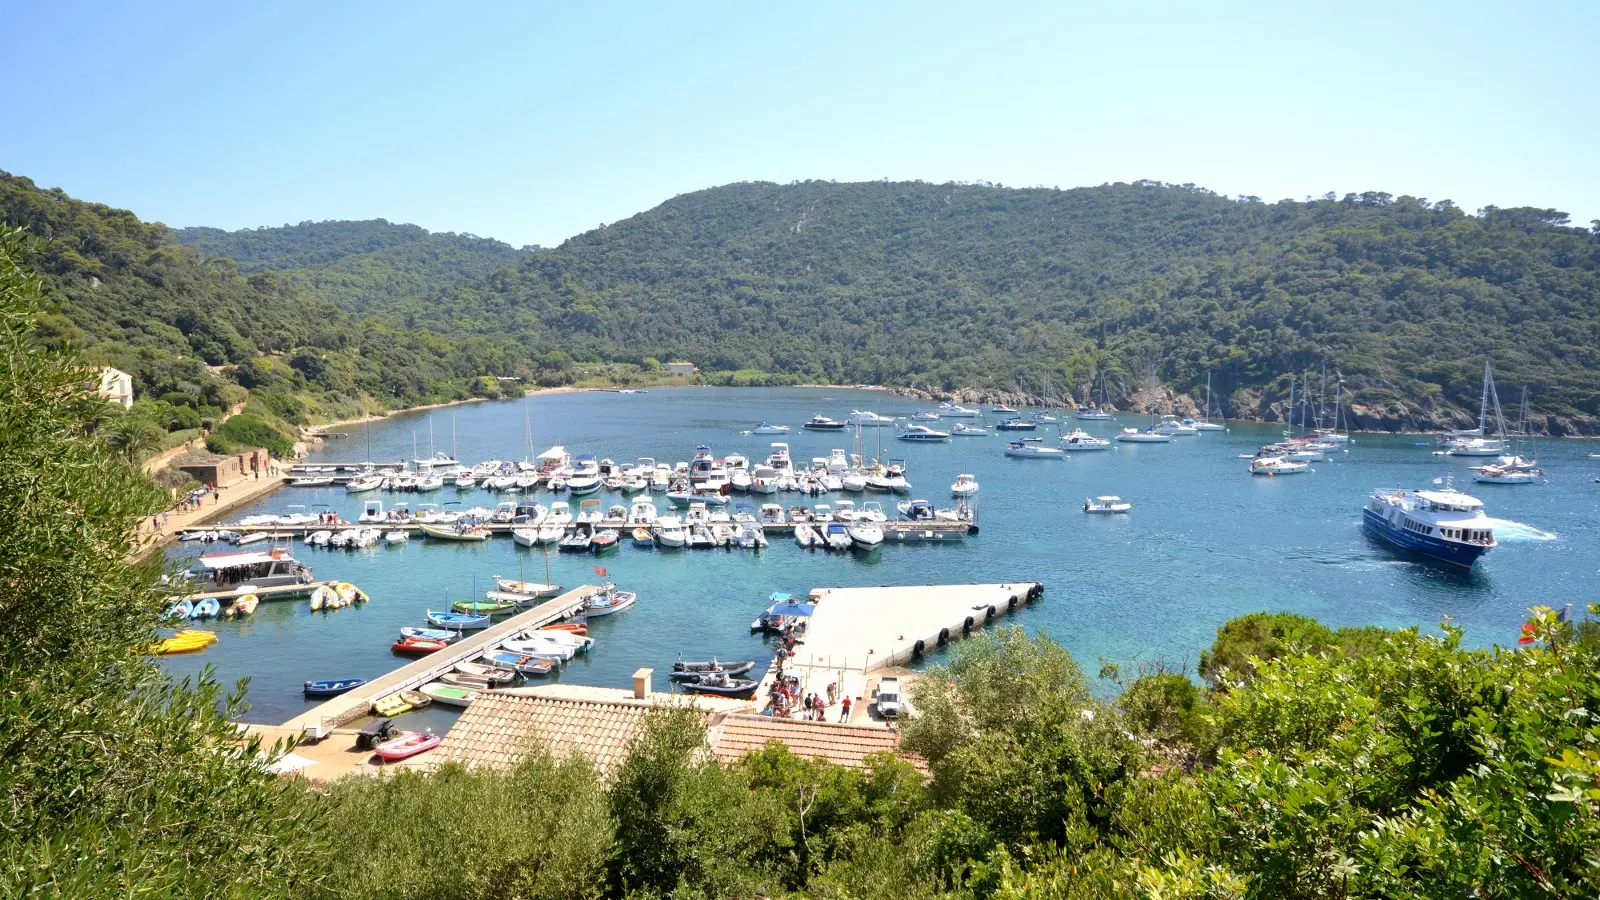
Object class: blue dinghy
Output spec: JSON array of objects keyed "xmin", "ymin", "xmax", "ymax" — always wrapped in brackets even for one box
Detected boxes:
[
  {"xmin": 303, "ymin": 677, "xmax": 368, "ymax": 697},
  {"xmin": 168, "ymin": 599, "xmax": 194, "ymax": 619},
  {"xmin": 190, "ymin": 597, "xmax": 221, "ymax": 619},
  {"xmin": 399, "ymin": 627, "xmax": 460, "ymax": 643},
  {"xmin": 426, "ymin": 610, "xmax": 491, "ymax": 630}
]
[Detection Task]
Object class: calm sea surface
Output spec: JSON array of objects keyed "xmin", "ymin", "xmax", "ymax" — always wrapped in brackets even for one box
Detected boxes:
[{"xmin": 160, "ymin": 387, "xmax": 1594, "ymax": 726}]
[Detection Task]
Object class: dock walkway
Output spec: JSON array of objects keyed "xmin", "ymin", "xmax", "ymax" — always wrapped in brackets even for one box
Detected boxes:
[{"xmin": 283, "ymin": 584, "xmax": 601, "ymax": 734}]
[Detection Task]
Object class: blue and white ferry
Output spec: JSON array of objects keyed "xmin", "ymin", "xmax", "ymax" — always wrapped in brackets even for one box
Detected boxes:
[{"xmin": 1363, "ymin": 482, "xmax": 1496, "ymax": 568}]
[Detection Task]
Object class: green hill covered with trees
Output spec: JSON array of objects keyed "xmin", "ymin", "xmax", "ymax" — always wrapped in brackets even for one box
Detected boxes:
[
  {"xmin": 413, "ymin": 180, "xmax": 1599, "ymax": 432},
  {"xmin": 175, "ymin": 219, "xmax": 529, "ymax": 312}
]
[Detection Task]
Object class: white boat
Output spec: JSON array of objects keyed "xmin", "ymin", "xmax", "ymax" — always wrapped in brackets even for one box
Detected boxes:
[
  {"xmin": 1446, "ymin": 437, "xmax": 1508, "ymax": 457},
  {"xmin": 1004, "ymin": 438, "xmax": 1064, "ymax": 458},
  {"xmin": 938, "ymin": 402, "xmax": 981, "ymax": 418},
  {"xmin": 1075, "ymin": 406, "xmax": 1114, "ymax": 420},
  {"xmin": 306, "ymin": 530, "xmax": 332, "ymax": 546},
  {"xmin": 750, "ymin": 422, "xmax": 790, "ymax": 434},
  {"xmin": 910, "ymin": 411, "xmax": 941, "ymax": 421},
  {"xmin": 535, "ymin": 522, "xmax": 565, "ymax": 544},
  {"xmin": 653, "ymin": 516, "xmax": 687, "ymax": 548},
  {"xmin": 990, "ymin": 404, "xmax": 1018, "ymax": 414},
  {"xmin": 1447, "ymin": 362, "xmax": 1511, "ymax": 457},
  {"xmin": 1115, "ymin": 427, "xmax": 1172, "ymax": 443},
  {"xmin": 583, "ymin": 585, "xmax": 636, "ymax": 617},
  {"xmin": 1363, "ymin": 481, "xmax": 1495, "ymax": 568},
  {"xmin": 1154, "ymin": 415, "xmax": 1198, "ymax": 437},
  {"xmin": 384, "ymin": 529, "xmax": 408, "ymax": 544},
  {"xmin": 840, "ymin": 472, "xmax": 868, "ymax": 492},
  {"xmin": 951, "ymin": 422, "xmax": 989, "ymax": 436},
  {"xmin": 823, "ymin": 522, "xmax": 854, "ymax": 551},
  {"xmin": 897, "ymin": 424, "xmax": 950, "ymax": 443},
  {"xmin": 865, "ymin": 461, "xmax": 911, "ymax": 493},
  {"xmin": 1059, "ymin": 430, "xmax": 1111, "ymax": 451},
  {"xmin": 749, "ymin": 465, "xmax": 781, "ymax": 495},
  {"xmin": 566, "ymin": 455, "xmax": 602, "ymax": 495},
  {"xmin": 1193, "ymin": 373, "xmax": 1227, "ymax": 431},
  {"xmin": 794, "ymin": 522, "xmax": 823, "ymax": 549},
  {"xmin": 850, "ymin": 410, "xmax": 898, "ymax": 427},
  {"xmin": 345, "ymin": 473, "xmax": 384, "ymax": 494},
  {"xmin": 801, "ymin": 415, "xmax": 849, "ymax": 431},
  {"xmin": 1250, "ymin": 456, "xmax": 1310, "ymax": 476},
  {"xmin": 846, "ymin": 521, "xmax": 884, "ymax": 548},
  {"xmin": 1472, "ymin": 455, "xmax": 1543, "ymax": 484},
  {"xmin": 950, "ymin": 473, "xmax": 979, "ymax": 496},
  {"xmin": 511, "ymin": 528, "xmax": 539, "ymax": 547},
  {"xmin": 1083, "ymin": 495, "xmax": 1132, "ymax": 513},
  {"xmin": 546, "ymin": 501, "xmax": 573, "ymax": 525}
]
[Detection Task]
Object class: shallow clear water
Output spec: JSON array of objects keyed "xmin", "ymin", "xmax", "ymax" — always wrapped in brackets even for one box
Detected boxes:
[{"xmin": 160, "ymin": 387, "xmax": 1600, "ymax": 726}]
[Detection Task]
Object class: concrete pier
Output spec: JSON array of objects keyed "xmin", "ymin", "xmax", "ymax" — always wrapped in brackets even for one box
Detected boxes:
[
  {"xmin": 758, "ymin": 582, "xmax": 1041, "ymax": 722},
  {"xmin": 283, "ymin": 584, "xmax": 601, "ymax": 735}
]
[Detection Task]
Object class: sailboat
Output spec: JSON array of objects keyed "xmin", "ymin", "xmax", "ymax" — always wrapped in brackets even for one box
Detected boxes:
[
  {"xmin": 1309, "ymin": 372, "xmax": 1350, "ymax": 444},
  {"xmin": 1193, "ymin": 372, "xmax": 1226, "ymax": 431},
  {"xmin": 1472, "ymin": 386, "xmax": 1544, "ymax": 484},
  {"xmin": 1446, "ymin": 362, "xmax": 1509, "ymax": 457}
]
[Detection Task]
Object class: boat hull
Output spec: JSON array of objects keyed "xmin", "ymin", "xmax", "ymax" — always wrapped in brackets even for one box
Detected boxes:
[{"xmin": 1361, "ymin": 508, "xmax": 1489, "ymax": 568}]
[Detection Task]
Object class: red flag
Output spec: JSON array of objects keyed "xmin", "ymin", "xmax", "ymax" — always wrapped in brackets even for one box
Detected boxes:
[{"xmin": 593, "ymin": 565, "xmax": 608, "ymax": 578}]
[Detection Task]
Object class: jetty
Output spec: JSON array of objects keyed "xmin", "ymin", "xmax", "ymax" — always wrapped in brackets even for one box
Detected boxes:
[
  {"xmin": 285, "ymin": 584, "xmax": 601, "ymax": 737},
  {"xmin": 179, "ymin": 579, "xmax": 344, "ymax": 604},
  {"xmin": 757, "ymin": 582, "xmax": 1041, "ymax": 718},
  {"xmin": 214, "ymin": 519, "xmax": 974, "ymax": 539}
]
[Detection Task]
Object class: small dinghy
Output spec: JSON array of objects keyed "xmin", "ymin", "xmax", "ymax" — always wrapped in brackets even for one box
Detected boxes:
[
  {"xmin": 309, "ymin": 585, "xmax": 337, "ymax": 611},
  {"xmin": 481, "ymin": 650, "xmax": 557, "ymax": 677},
  {"xmin": 418, "ymin": 682, "xmax": 477, "ymax": 708},
  {"xmin": 399, "ymin": 627, "xmax": 459, "ymax": 643},
  {"xmin": 371, "ymin": 689, "xmax": 431, "ymax": 717},
  {"xmin": 591, "ymin": 529, "xmax": 620, "ymax": 553},
  {"xmin": 1083, "ymin": 495, "xmax": 1132, "ymax": 514},
  {"xmin": 303, "ymin": 677, "xmax": 368, "ymax": 697},
  {"xmin": 227, "ymin": 594, "xmax": 259, "ymax": 617},
  {"xmin": 453, "ymin": 660, "xmax": 518, "ymax": 685},
  {"xmin": 190, "ymin": 597, "xmax": 221, "ymax": 619},
  {"xmin": 168, "ymin": 599, "xmax": 195, "ymax": 619},
  {"xmin": 669, "ymin": 658, "xmax": 757, "ymax": 682},
  {"xmin": 441, "ymin": 671, "xmax": 511, "ymax": 691},
  {"xmin": 501, "ymin": 638, "xmax": 576, "ymax": 661},
  {"xmin": 451, "ymin": 598, "xmax": 518, "ymax": 615},
  {"xmin": 680, "ymin": 672, "xmax": 759, "ymax": 698},
  {"xmin": 392, "ymin": 636, "xmax": 450, "ymax": 656},
  {"xmin": 384, "ymin": 530, "xmax": 409, "ymax": 544},
  {"xmin": 426, "ymin": 610, "xmax": 491, "ymax": 630},
  {"xmin": 632, "ymin": 527, "xmax": 654, "ymax": 548},
  {"xmin": 374, "ymin": 730, "xmax": 441, "ymax": 762}
]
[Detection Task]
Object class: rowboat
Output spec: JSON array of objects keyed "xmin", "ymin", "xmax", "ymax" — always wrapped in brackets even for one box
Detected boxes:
[
  {"xmin": 591, "ymin": 530, "xmax": 620, "ymax": 553},
  {"xmin": 392, "ymin": 636, "xmax": 450, "ymax": 655},
  {"xmin": 150, "ymin": 629, "xmax": 216, "ymax": 655},
  {"xmin": 418, "ymin": 682, "xmax": 477, "ymax": 708},
  {"xmin": 439, "ymin": 672, "xmax": 502, "ymax": 692},
  {"xmin": 190, "ymin": 597, "xmax": 221, "ymax": 619},
  {"xmin": 481, "ymin": 650, "xmax": 557, "ymax": 676},
  {"xmin": 399, "ymin": 627, "xmax": 459, "ymax": 643},
  {"xmin": 494, "ymin": 578, "xmax": 562, "ymax": 598},
  {"xmin": 632, "ymin": 527, "xmax": 654, "ymax": 548},
  {"xmin": 227, "ymin": 594, "xmax": 259, "ymax": 617},
  {"xmin": 374, "ymin": 730, "xmax": 441, "ymax": 762},
  {"xmin": 426, "ymin": 610, "xmax": 490, "ymax": 630},
  {"xmin": 451, "ymin": 598, "xmax": 518, "ymax": 615},
  {"xmin": 501, "ymin": 638, "xmax": 576, "ymax": 661},
  {"xmin": 167, "ymin": 599, "xmax": 194, "ymax": 619},
  {"xmin": 303, "ymin": 677, "xmax": 368, "ymax": 697}
]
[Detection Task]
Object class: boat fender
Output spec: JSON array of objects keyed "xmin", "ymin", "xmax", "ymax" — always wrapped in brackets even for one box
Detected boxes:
[
  {"xmin": 1027, "ymin": 584, "xmax": 1043, "ymax": 601},
  {"xmin": 938, "ymin": 628, "xmax": 949, "ymax": 647},
  {"xmin": 913, "ymin": 639, "xmax": 925, "ymax": 657},
  {"xmin": 963, "ymin": 616, "xmax": 974, "ymax": 634},
  {"xmin": 1007, "ymin": 596, "xmax": 1016, "ymax": 611},
  {"xmin": 984, "ymin": 606, "xmax": 996, "ymax": 622}
]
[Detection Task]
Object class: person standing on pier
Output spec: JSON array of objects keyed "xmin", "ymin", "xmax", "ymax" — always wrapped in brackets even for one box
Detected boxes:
[{"xmin": 840, "ymin": 696, "xmax": 852, "ymax": 722}]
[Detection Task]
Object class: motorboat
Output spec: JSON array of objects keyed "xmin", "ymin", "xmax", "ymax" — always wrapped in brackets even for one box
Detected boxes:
[
  {"xmin": 1154, "ymin": 415, "xmax": 1198, "ymax": 437},
  {"xmin": 1250, "ymin": 456, "xmax": 1310, "ymax": 476},
  {"xmin": 938, "ymin": 402, "xmax": 981, "ymax": 417},
  {"xmin": 558, "ymin": 527, "xmax": 593, "ymax": 553},
  {"xmin": 995, "ymin": 417, "xmax": 1038, "ymax": 432},
  {"xmin": 865, "ymin": 460, "xmax": 911, "ymax": 493},
  {"xmin": 898, "ymin": 424, "xmax": 950, "ymax": 442},
  {"xmin": 950, "ymin": 473, "xmax": 980, "ymax": 496},
  {"xmin": 1059, "ymin": 430, "xmax": 1112, "ymax": 451},
  {"xmin": 910, "ymin": 411, "xmax": 941, "ymax": 421},
  {"xmin": 850, "ymin": 410, "xmax": 898, "ymax": 427},
  {"xmin": 420, "ymin": 522, "xmax": 489, "ymax": 541},
  {"xmin": 346, "ymin": 474, "xmax": 384, "ymax": 494},
  {"xmin": 680, "ymin": 672, "xmax": 759, "ymax": 698},
  {"xmin": 566, "ymin": 455, "xmax": 602, "ymax": 494},
  {"xmin": 1031, "ymin": 411, "xmax": 1058, "ymax": 424},
  {"xmin": 840, "ymin": 471, "xmax": 868, "ymax": 492},
  {"xmin": 1363, "ymin": 481, "xmax": 1496, "ymax": 568},
  {"xmin": 846, "ymin": 521, "xmax": 884, "ymax": 549},
  {"xmin": 583, "ymin": 584, "xmax": 637, "ymax": 616},
  {"xmin": 751, "ymin": 422, "xmax": 790, "ymax": 434},
  {"xmin": 801, "ymin": 415, "xmax": 848, "ymax": 431},
  {"xmin": 794, "ymin": 522, "xmax": 823, "ymax": 550},
  {"xmin": 823, "ymin": 522, "xmax": 853, "ymax": 551},
  {"xmin": 951, "ymin": 422, "xmax": 989, "ymax": 436},
  {"xmin": 626, "ymin": 499, "xmax": 659, "ymax": 524},
  {"xmin": 751, "ymin": 592, "xmax": 812, "ymax": 633},
  {"xmin": 183, "ymin": 550, "xmax": 313, "ymax": 592},
  {"xmin": 1004, "ymin": 438, "xmax": 1064, "ymax": 458},
  {"xmin": 1075, "ymin": 406, "xmax": 1114, "ymax": 420},
  {"xmin": 480, "ymin": 651, "xmax": 556, "ymax": 677},
  {"xmin": 535, "ymin": 522, "xmax": 564, "ymax": 544},
  {"xmin": 384, "ymin": 529, "xmax": 408, "ymax": 544},
  {"xmin": 670, "ymin": 658, "xmax": 758, "ymax": 680},
  {"xmin": 1472, "ymin": 456, "xmax": 1543, "ymax": 484},
  {"xmin": 591, "ymin": 530, "xmax": 620, "ymax": 553},
  {"xmin": 1083, "ymin": 495, "xmax": 1132, "ymax": 514},
  {"xmin": 653, "ymin": 516, "xmax": 687, "ymax": 548},
  {"xmin": 990, "ymin": 404, "xmax": 1018, "ymax": 414},
  {"xmin": 1115, "ymin": 427, "xmax": 1172, "ymax": 443},
  {"xmin": 454, "ymin": 472, "xmax": 477, "ymax": 489},
  {"xmin": 306, "ymin": 530, "xmax": 332, "ymax": 546}
]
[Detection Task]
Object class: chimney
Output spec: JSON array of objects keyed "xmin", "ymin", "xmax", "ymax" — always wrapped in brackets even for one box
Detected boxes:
[{"xmin": 632, "ymin": 667, "xmax": 652, "ymax": 700}]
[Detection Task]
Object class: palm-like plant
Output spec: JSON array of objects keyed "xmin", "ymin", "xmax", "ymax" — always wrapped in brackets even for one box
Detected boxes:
[{"xmin": 104, "ymin": 416, "xmax": 163, "ymax": 462}]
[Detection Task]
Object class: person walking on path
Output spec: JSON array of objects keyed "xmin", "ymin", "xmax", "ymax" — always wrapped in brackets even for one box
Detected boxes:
[{"xmin": 840, "ymin": 697, "xmax": 852, "ymax": 722}]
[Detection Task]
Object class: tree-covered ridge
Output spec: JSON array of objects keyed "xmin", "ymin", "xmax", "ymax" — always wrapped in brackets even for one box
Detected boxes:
[
  {"xmin": 413, "ymin": 180, "xmax": 1600, "ymax": 431},
  {"xmin": 176, "ymin": 219, "xmax": 530, "ymax": 311}
]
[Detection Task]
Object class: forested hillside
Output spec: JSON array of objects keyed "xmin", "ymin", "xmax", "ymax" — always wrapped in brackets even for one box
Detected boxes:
[
  {"xmin": 0, "ymin": 173, "xmax": 535, "ymax": 454},
  {"xmin": 176, "ymin": 219, "xmax": 528, "ymax": 311},
  {"xmin": 409, "ymin": 180, "xmax": 1600, "ymax": 433}
]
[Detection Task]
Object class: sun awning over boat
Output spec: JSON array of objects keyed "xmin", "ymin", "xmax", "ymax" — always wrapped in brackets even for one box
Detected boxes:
[
  {"xmin": 766, "ymin": 603, "xmax": 816, "ymax": 618},
  {"xmin": 536, "ymin": 445, "xmax": 566, "ymax": 460},
  {"xmin": 196, "ymin": 551, "xmax": 291, "ymax": 569}
]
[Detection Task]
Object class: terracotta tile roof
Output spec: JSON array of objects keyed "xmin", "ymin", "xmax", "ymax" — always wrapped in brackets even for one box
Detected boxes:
[{"xmin": 710, "ymin": 714, "xmax": 929, "ymax": 774}]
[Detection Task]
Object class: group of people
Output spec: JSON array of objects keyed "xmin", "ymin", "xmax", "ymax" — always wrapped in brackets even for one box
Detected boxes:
[{"xmin": 762, "ymin": 622, "xmax": 852, "ymax": 723}]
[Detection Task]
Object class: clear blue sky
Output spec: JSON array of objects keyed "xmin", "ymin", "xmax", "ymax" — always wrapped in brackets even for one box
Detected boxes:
[{"xmin": 4, "ymin": 1, "xmax": 1595, "ymax": 247}]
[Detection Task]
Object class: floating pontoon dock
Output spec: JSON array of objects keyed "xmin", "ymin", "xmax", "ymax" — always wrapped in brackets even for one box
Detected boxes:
[
  {"xmin": 215, "ymin": 520, "xmax": 974, "ymax": 539},
  {"xmin": 284, "ymin": 584, "xmax": 602, "ymax": 736},
  {"xmin": 178, "ymin": 579, "xmax": 344, "ymax": 604},
  {"xmin": 756, "ymin": 582, "xmax": 1042, "ymax": 714}
]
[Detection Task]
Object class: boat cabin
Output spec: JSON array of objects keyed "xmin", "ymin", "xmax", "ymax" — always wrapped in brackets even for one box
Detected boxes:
[{"xmin": 189, "ymin": 550, "xmax": 311, "ymax": 590}]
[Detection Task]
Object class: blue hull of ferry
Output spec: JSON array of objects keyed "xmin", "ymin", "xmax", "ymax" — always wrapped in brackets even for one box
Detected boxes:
[{"xmin": 1362, "ymin": 508, "xmax": 1488, "ymax": 568}]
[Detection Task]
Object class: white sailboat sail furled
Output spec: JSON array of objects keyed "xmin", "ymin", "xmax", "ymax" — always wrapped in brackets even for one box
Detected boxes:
[
  {"xmin": 1472, "ymin": 385, "xmax": 1545, "ymax": 484},
  {"xmin": 1193, "ymin": 371, "xmax": 1226, "ymax": 431},
  {"xmin": 1445, "ymin": 362, "xmax": 1509, "ymax": 457}
]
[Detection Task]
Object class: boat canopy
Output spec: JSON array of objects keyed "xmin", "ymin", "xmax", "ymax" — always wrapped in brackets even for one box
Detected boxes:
[
  {"xmin": 767, "ymin": 602, "xmax": 816, "ymax": 618},
  {"xmin": 196, "ymin": 550, "xmax": 293, "ymax": 569},
  {"xmin": 1414, "ymin": 490, "xmax": 1484, "ymax": 511},
  {"xmin": 536, "ymin": 445, "xmax": 567, "ymax": 460}
]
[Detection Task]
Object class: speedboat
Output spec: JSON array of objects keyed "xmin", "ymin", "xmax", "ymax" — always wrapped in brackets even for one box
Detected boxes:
[
  {"xmin": 1004, "ymin": 438, "xmax": 1064, "ymax": 458},
  {"xmin": 846, "ymin": 521, "xmax": 884, "ymax": 549},
  {"xmin": 1472, "ymin": 456, "xmax": 1543, "ymax": 484},
  {"xmin": 995, "ymin": 417, "xmax": 1038, "ymax": 432},
  {"xmin": 801, "ymin": 415, "xmax": 848, "ymax": 431},
  {"xmin": 1115, "ymin": 427, "xmax": 1172, "ymax": 443},
  {"xmin": 950, "ymin": 473, "xmax": 979, "ymax": 496},
  {"xmin": 1363, "ymin": 481, "xmax": 1495, "ymax": 568},
  {"xmin": 1154, "ymin": 415, "xmax": 1198, "ymax": 437},
  {"xmin": 1059, "ymin": 430, "xmax": 1112, "ymax": 451},
  {"xmin": 1083, "ymin": 495, "xmax": 1132, "ymax": 514},
  {"xmin": 865, "ymin": 461, "xmax": 911, "ymax": 493},
  {"xmin": 910, "ymin": 411, "xmax": 941, "ymax": 422},
  {"xmin": 990, "ymin": 404, "xmax": 1018, "ymax": 414},
  {"xmin": 1075, "ymin": 406, "xmax": 1114, "ymax": 420},
  {"xmin": 345, "ymin": 474, "xmax": 384, "ymax": 494},
  {"xmin": 1031, "ymin": 411, "xmax": 1058, "ymax": 424},
  {"xmin": 653, "ymin": 516, "xmax": 687, "ymax": 548},
  {"xmin": 583, "ymin": 584, "xmax": 637, "ymax": 616},
  {"xmin": 898, "ymin": 424, "xmax": 950, "ymax": 442},
  {"xmin": 1250, "ymin": 456, "xmax": 1310, "ymax": 476},
  {"xmin": 794, "ymin": 522, "xmax": 823, "ymax": 549},
  {"xmin": 823, "ymin": 522, "xmax": 853, "ymax": 551},
  {"xmin": 751, "ymin": 422, "xmax": 790, "ymax": 434},
  {"xmin": 938, "ymin": 402, "xmax": 981, "ymax": 418},
  {"xmin": 566, "ymin": 455, "xmax": 602, "ymax": 495},
  {"xmin": 951, "ymin": 422, "xmax": 989, "ymax": 436},
  {"xmin": 850, "ymin": 410, "xmax": 897, "ymax": 427}
]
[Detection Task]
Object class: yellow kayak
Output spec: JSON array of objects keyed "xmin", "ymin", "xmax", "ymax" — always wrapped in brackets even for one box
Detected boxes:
[{"xmin": 151, "ymin": 630, "xmax": 217, "ymax": 655}]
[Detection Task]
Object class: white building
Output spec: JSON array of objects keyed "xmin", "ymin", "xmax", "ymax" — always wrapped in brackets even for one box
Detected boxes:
[
  {"xmin": 97, "ymin": 367, "xmax": 134, "ymax": 408},
  {"xmin": 665, "ymin": 361, "xmax": 698, "ymax": 377}
]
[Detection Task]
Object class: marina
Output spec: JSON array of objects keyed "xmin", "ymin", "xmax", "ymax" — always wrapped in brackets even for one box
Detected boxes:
[{"xmin": 157, "ymin": 386, "xmax": 1584, "ymax": 729}]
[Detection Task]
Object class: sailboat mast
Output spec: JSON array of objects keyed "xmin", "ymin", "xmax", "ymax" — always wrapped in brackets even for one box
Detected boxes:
[{"xmin": 1478, "ymin": 361, "xmax": 1490, "ymax": 434}]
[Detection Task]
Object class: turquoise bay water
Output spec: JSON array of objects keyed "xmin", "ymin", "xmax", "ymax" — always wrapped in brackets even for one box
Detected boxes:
[{"xmin": 161, "ymin": 387, "xmax": 1597, "ymax": 726}]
